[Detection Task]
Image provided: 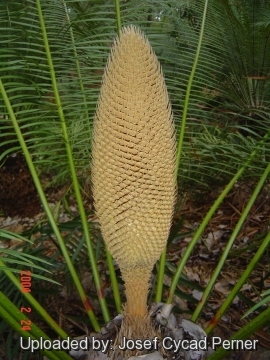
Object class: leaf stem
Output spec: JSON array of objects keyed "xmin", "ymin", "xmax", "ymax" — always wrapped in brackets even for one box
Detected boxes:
[
  {"xmin": 157, "ymin": 0, "xmax": 209, "ymax": 303},
  {"xmin": 0, "ymin": 73, "xmax": 100, "ymax": 331},
  {"xmin": 114, "ymin": 0, "xmax": 122, "ymax": 36},
  {"xmin": 0, "ymin": 291, "xmax": 72, "ymax": 360},
  {"xmin": 167, "ymin": 130, "xmax": 270, "ymax": 304},
  {"xmin": 36, "ymin": 0, "xmax": 109, "ymax": 324},
  {"xmin": 0, "ymin": 262, "xmax": 68, "ymax": 340},
  {"xmin": 192, "ymin": 162, "xmax": 270, "ymax": 322},
  {"xmin": 207, "ymin": 305, "xmax": 270, "ymax": 360},
  {"xmin": 106, "ymin": 248, "xmax": 122, "ymax": 313}
]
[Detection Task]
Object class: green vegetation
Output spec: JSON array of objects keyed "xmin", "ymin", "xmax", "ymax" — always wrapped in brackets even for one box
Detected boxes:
[{"xmin": 0, "ymin": 0, "xmax": 270, "ymax": 359}]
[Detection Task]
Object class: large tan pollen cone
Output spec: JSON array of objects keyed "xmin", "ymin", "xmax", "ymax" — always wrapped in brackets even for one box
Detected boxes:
[{"xmin": 92, "ymin": 25, "xmax": 176, "ymax": 321}]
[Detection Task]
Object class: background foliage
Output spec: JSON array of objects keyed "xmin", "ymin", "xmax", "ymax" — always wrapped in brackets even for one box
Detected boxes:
[
  {"xmin": 0, "ymin": 0, "xmax": 270, "ymax": 359},
  {"xmin": 1, "ymin": 0, "xmax": 269, "ymax": 189}
]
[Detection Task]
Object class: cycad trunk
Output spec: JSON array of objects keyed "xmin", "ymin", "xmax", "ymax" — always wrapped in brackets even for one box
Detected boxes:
[{"xmin": 92, "ymin": 25, "xmax": 176, "ymax": 332}]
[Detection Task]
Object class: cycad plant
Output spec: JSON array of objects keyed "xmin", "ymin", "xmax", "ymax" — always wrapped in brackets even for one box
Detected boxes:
[
  {"xmin": 91, "ymin": 25, "xmax": 176, "ymax": 335},
  {"xmin": 0, "ymin": 1, "xmax": 270, "ymax": 360}
]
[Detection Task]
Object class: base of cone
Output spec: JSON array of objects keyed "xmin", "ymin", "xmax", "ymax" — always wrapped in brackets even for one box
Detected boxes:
[
  {"xmin": 69, "ymin": 303, "xmax": 212, "ymax": 360},
  {"xmin": 122, "ymin": 266, "xmax": 152, "ymax": 317},
  {"xmin": 113, "ymin": 311, "xmax": 158, "ymax": 358}
]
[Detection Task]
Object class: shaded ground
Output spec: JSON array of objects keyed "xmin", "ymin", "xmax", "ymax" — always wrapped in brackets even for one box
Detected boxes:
[{"xmin": 0, "ymin": 152, "xmax": 41, "ymax": 217}]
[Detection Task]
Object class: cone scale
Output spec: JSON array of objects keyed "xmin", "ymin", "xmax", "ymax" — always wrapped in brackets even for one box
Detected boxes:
[{"xmin": 92, "ymin": 25, "xmax": 176, "ymax": 320}]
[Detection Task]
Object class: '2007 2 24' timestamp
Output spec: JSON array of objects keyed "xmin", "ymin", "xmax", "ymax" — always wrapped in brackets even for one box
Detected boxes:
[{"xmin": 20, "ymin": 270, "xmax": 32, "ymax": 331}]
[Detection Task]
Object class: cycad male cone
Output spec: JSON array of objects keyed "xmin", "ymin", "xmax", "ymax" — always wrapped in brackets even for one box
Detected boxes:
[{"xmin": 92, "ymin": 25, "xmax": 176, "ymax": 318}]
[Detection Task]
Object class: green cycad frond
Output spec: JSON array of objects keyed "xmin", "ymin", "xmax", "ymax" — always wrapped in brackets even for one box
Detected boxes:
[
  {"xmin": 1, "ymin": 0, "xmax": 269, "ymax": 191},
  {"xmin": 0, "ymin": 0, "xmax": 115, "ymax": 183}
]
